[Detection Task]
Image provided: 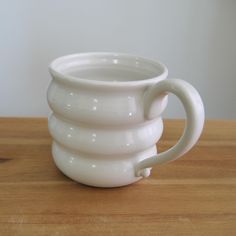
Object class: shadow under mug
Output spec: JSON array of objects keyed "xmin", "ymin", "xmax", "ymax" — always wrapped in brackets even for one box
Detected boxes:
[{"xmin": 47, "ymin": 52, "xmax": 204, "ymax": 187}]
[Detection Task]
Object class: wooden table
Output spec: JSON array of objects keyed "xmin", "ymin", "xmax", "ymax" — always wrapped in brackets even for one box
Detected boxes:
[{"xmin": 0, "ymin": 118, "xmax": 235, "ymax": 235}]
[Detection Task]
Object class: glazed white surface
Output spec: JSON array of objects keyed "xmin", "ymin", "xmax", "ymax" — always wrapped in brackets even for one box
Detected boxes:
[{"xmin": 47, "ymin": 52, "xmax": 204, "ymax": 187}]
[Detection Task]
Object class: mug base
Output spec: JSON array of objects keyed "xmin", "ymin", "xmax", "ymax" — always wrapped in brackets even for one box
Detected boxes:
[{"xmin": 52, "ymin": 141, "xmax": 156, "ymax": 187}]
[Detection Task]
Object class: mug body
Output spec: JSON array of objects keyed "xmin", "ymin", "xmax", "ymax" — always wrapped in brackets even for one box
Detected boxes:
[{"xmin": 47, "ymin": 53, "xmax": 168, "ymax": 187}]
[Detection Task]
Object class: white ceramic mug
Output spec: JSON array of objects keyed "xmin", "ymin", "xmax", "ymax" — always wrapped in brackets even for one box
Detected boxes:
[{"xmin": 47, "ymin": 52, "xmax": 204, "ymax": 187}]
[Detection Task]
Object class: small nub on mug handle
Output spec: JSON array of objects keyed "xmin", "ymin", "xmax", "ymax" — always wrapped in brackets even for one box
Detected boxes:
[{"xmin": 135, "ymin": 79, "xmax": 205, "ymax": 177}]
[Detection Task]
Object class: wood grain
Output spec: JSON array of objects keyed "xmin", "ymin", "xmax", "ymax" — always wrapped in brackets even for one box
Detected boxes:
[{"xmin": 0, "ymin": 118, "xmax": 235, "ymax": 236}]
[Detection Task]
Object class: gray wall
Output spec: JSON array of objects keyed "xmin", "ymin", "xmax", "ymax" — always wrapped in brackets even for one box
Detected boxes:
[{"xmin": 1, "ymin": 0, "xmax": 236, "ymax": 118}]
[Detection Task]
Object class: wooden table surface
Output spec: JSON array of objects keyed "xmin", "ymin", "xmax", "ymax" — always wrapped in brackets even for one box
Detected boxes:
[{"xmin": 0, "ymin": 118, "xmax": 235, "ymax": 236}]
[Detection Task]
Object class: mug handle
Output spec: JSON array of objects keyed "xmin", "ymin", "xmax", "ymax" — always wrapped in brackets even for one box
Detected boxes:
[{"xmin": 135, "ymin": 79, "xmax": 205, "ymax": 177}]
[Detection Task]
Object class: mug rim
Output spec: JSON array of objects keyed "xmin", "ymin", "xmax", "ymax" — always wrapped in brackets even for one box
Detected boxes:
[{"xmin": 49, "ymin": 52, "xmax": 168, "ymax": 87}]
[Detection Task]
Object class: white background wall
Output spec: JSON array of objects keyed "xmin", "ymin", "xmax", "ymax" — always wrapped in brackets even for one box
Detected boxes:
[{"xmin": 1, "ymin": 0, "xmax": 235, "ymax": 119}]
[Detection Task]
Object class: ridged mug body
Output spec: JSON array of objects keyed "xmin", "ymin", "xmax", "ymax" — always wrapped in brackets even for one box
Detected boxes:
[
  {"xmin": 47, "ymin": 53, "xmax": 205, "ymax": 187},
  {"xmin": 47, "ymin": 78, "xmax": 165, "ymax": 187}
]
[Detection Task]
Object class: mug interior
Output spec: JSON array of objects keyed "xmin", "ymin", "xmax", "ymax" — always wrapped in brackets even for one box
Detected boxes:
[{"xmin": 49, "ymin": 52, "xmax": 168, "ymax": 84}]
